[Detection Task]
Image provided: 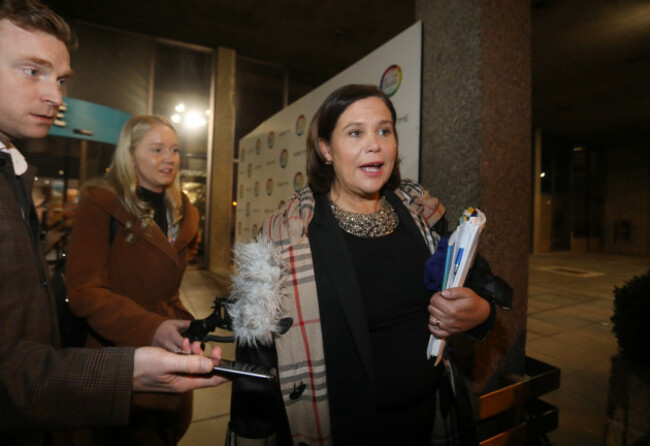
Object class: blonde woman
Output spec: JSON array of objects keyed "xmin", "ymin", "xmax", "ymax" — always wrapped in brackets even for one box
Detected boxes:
[{"xmin": 66, "ymin": 115, "xmax": 200, "ymax": 445}]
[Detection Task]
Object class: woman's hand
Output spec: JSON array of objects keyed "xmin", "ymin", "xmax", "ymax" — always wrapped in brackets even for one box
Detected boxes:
[
  {"xmin": 152, "ymin": 319, "xmax": 193, "ymax": 353},
  {"xmin": 427, "ymin": 287, "xmax": 490, "ymax": 338}
]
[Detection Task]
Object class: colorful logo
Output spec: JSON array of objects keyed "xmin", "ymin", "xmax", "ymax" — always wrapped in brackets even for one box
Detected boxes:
[
  {"xmin": 240, "ymin": 147, "xmax": 246, "ymax": 162},
  {"xmin": 266, "ymin": 178, "xmax": 273, "ymax": 196},
  {"xmin": 245, "ymin": 202, "xmax": 251, "ymax": 217},
  {"xmin": 380, "ymin": 64, "xmax": 402, "ymax": 97},
  {"xmin": 296, "ymin": 115, "xmax": 306, "ymax": 136},
  {"xmin": 293, "ymin": 171, "xmax": 304, "ymax": 193},
  {"xmin": 267, "ymin": 131, "xmax": 275, "ymax": 149},
  {"xmin": 280, "ymin": 149, "xmax": 289, "ymax": 168},
  {"xmin": 255, "ymin": 139, "xmax": 261, "ymax": 155},
  {"xmin": 254, "ymin": 181, "xmax": 260, "ymax": 197}
]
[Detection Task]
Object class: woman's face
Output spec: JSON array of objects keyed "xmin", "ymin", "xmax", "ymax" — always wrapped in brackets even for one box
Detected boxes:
[
  {"xmin": 132, "ymin": 124, "xmax": 180, "ymax": 193},
  {"xmin": 319, "ymin": 96, "xmax": 397, "ymax": 208}
]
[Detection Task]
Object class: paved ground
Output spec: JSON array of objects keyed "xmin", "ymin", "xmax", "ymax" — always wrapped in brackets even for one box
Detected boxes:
[{"xmin": 527, "ymin": 252, "xmax": 649, "ymax": 445}]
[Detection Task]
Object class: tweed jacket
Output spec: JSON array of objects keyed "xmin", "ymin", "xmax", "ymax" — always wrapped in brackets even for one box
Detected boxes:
[
  {"xmin": 230, "ymin": 180, "xmax": 447, "ymax": 445},
  {"xmin": 0, "ymin": 151, "xmax": 133, "ymax": 445},
  {"xmin": 66, "ymin": 186, "xmax": 199, "ymax": 429}
]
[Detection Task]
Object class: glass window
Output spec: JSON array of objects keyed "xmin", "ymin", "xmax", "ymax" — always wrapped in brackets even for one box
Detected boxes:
[{"xmin": 152, "ymin": 42, "xmax": 214, "ymax": 265}]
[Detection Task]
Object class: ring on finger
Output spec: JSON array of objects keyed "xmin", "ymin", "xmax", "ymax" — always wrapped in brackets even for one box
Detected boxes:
[{"xmin": 433, "ymin": 318, "xmax": 441, "ymax": 330}]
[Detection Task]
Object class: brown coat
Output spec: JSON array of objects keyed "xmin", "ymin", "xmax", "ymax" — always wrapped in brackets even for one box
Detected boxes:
[
  {"xmin": 66, "ymin": 186, "xmax": 199, "ymax": 445},
  {"xmin": 0, "ymin": 153, "xmax": 133, "ymax": 446}
]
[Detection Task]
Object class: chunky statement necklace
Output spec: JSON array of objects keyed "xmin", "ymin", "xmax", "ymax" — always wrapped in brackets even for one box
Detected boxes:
[{"xmin": 328, "ymin": 193, "xmax": 399, "ymax": 238}]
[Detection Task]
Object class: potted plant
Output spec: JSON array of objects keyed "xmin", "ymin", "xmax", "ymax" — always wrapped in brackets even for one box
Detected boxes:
[{"xmin": 605, "ymin": 270, "xmax": 650, "ymax": 446}]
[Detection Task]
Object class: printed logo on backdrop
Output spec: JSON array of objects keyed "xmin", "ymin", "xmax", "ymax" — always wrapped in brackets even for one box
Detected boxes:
[
  {"xmin": 296, "ymin": 115, "xmax": 306, "ymax": 136},
  {"xmin": 254, "ymin": 181, "xmax": 260, "ymax": 197},
  {"xmin": 245, "ymin": 202, "xmax": 251, "ymax": 217},
  {"xmin": 255, "ymin": 139, "xmax": 261, "ymax": 155},
  {"xmin": 266, "ymin": 178, "xmax": 273, "ymax": 196},
  {"xmin": 293, "ymin": 172, "xmax": 304, "ymax": 193},
  {"xmin": 239, "ymin": 184, "xmax": 244, "ymax": 198},
  {"xmin": 240, "ymin": 147, "xmax": 246, "ymax": 163},
  {"xmin": 237, "ymin": 221, "xmax": 242, "ymax": 236},
  {"xmin": 267, "ymin": 131, "xmax": 275, "ymax": 149},
  {"xmin": 380, "ymin": 64, "xmax": 402, "ymax": 97},
  {"xmin": 280, "ymin": 149, "xmax": 289, "ymax": 168},
  {"xmin": 247, "ymin": 163, "xmax": 252, "ymax": 178}
]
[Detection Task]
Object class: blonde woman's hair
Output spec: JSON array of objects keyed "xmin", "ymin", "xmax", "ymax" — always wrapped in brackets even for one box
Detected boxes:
[{"xmin": 89, "ymin": 115, "xmax": 183, "ymax": 225}]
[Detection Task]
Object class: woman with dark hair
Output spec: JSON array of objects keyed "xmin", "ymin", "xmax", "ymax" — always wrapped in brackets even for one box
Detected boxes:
[{"xmin": 228, "ymin": 84, "xmax": 494, "ymax": 445}]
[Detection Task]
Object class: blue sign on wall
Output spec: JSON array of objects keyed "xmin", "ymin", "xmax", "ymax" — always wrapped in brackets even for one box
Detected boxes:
[{"xmin": 48, "ymin": 97, "xmax": 130, "ymax": 145}]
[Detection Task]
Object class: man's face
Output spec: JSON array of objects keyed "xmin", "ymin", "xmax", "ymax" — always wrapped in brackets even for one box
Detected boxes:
[{"xmin": 0, "ymin": 19, "xmax": 72, "ymax": 145}]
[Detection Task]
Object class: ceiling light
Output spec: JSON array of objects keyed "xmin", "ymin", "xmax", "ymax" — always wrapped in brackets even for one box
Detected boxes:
[{"xmin": 185, "ymin": 111, "xmax": 206, "ymax": 128}]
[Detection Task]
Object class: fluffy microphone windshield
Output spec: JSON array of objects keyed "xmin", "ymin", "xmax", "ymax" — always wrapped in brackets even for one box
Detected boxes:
[{"xmin": 227, "ymin": 238, "xmax": 288, "ymax": 347}]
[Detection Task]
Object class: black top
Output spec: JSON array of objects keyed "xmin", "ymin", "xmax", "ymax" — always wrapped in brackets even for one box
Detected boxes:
[
  {"xmin": 137, "ymin": 186, "xmax": 167, "ymax": 237},
  {"xmin": 341, "ymin": 217, "xmax": 441, "ymax": 445}
]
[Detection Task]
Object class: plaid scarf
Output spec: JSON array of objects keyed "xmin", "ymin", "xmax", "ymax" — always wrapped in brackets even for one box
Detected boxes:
[{"xmin": 255, "ymin": 180, "xmax": 445, "ymax": 445}]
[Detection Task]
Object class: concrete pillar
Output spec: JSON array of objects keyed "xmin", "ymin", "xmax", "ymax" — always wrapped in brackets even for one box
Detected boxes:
[
  {"xmin": 415, "ymin": 0, "xmax": 531, "ymax": 392},
  {"xmin": 207, "ymin": 47, "xmax": 236, "ymax": 278}
]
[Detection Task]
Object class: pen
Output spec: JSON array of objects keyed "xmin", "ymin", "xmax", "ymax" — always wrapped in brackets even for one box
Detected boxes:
[{"xmin": 453, "ymin": 248, "xmax": 464, "ymax": 274}]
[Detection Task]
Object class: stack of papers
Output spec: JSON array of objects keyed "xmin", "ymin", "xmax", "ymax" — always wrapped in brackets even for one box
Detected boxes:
[{"xmin": 427, "ymin": 208, "xmax": 486, "ymax": 365}]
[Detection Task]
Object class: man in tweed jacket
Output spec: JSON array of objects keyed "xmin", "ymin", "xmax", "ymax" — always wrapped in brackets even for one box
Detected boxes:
[{"xmin": 0, "ymin": 1, "xmax": 226, "ymax": 444}]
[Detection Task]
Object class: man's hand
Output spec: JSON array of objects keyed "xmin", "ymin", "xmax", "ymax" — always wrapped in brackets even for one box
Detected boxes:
[
  {"xmin": 133, "ymin": 344, "xmax": 228, "ymax": 393},
  {"xmin": 427, "ymin": 287, "xmax": 490, "ymax": 338}
]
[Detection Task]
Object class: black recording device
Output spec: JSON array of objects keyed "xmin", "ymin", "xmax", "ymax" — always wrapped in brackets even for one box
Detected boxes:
[
  {"xmin": 213, "ymin": 359, "xmax": 276, "ymax": 380},
  {"xmin": 181, "ymin": 297, "xmax": 274, "ymax": 380},
  {"xmin": 181, "ymin": 297, "xmax": 234, "ymax": 344}
]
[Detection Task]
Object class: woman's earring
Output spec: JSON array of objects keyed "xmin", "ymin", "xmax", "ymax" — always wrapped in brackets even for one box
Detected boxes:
[{"xmin": 325, "ymin": 158, "xmax": 332, "ymax": 166}]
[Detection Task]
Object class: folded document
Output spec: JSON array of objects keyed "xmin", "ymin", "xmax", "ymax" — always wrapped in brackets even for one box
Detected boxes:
[{"xmin": 427, "ymin": 208, "xmax": 486, "ymax": 364}]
